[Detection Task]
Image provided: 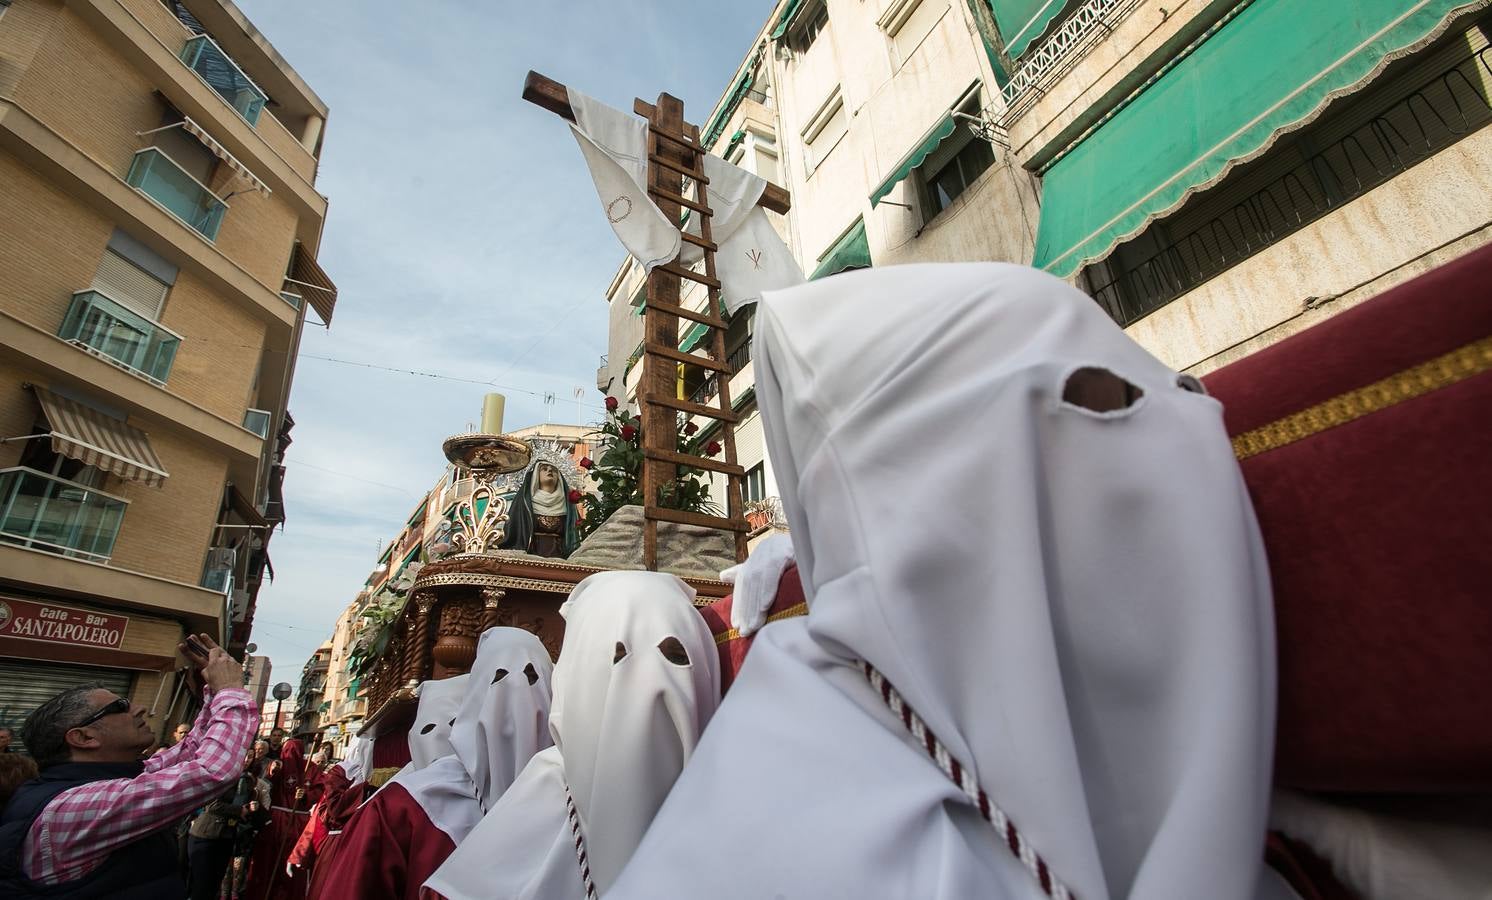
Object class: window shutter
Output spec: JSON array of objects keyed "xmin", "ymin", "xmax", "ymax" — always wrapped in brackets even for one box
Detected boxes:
[{"xmin": 92, "ymin": 250, "xmax": 168, "ymax": 319}]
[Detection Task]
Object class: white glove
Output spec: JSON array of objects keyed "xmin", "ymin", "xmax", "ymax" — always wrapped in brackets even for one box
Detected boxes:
[
  {"xmin": 720, "ymin": 533, "xmax": 795, "ymax": 639},
  {"xmin": 285, "ymin": 862, "xmax": 296, "ymax": 878}
]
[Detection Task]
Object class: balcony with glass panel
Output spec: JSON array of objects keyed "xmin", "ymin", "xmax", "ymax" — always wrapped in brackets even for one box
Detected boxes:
[
  {"xmin": 0, "ymin": 467, "xmax": 128, "ymax": 562},
  {"xmin": 179, "ymin": 34, "xmax": 267, "ymax": 126},
  {"xmin": 125, "ymin": 148, "xmax": 228, "ymax": 241},
  {"xmin": 58, "ymin": 290, "xmax": 181, "ymax": 384}
]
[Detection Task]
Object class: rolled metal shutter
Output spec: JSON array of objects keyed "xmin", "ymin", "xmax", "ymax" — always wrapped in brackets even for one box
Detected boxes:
[
  {"xmin": 0, "ymin": 661, "xmax": 133, "ymax": 753},
  {"xmin": 91, "ymin": 250, "xmax": 169, "ymax": 319}
]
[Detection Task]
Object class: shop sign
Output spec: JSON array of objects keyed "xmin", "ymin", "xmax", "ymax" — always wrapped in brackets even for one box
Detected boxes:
[{"xmin": 0, "ymin": 597, "xmax": 129, "ymax": 650}]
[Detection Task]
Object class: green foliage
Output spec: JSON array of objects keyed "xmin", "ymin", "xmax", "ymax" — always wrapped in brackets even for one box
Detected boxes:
[{"xmin": 579, "ymin": 401, "xmax": 720, "ymax": 539}]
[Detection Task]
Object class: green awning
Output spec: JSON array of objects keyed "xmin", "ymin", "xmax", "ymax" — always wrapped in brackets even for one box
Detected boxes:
[
  {"xmin": 1032, "ymin": 0, "xmax": 1480, "ymax": 279},
  {"xmin": 770, "ymin": 0, "xmax": 805, "ymax": 39},
  {"xmin": 810, "ymin": 219, "xmax": 870, "ymax": 279},
  {"xmin": 990, "ymin": 0, "xmax": 1070, "ymax": 59},
  {"xmin": 869, "ymin": 114, "xmax": 956, "ymax": 207},
  {"xmin": 702, "ymin": 69, "xmax": 756, "ymax": 149},
  {"xmin": 680, "ymin": 321, "xmax": 710, "ymax": 352}
]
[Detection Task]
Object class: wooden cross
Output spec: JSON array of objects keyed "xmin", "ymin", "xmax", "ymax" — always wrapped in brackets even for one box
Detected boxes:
[{"xmin": 522, "ymin": 71, "xmax": 792, "ymax": 570}]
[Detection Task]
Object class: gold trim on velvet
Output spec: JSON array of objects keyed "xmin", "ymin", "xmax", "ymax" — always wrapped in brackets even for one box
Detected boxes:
[
  {"xmin": 713, "ymin": 601, "xmax": 809, "ymax": 645},
  {"xmin": 369, "ymin": 766, "xmax": 401, "ymax": 788},
  {"xmin": 1231, "ymin": 335, "xmax": 1492, "ymax": 460}
]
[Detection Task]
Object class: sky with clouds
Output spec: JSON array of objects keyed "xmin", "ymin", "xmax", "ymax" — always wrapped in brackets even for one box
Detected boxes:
[{"xmin": 239, "ymin": 0, "xmax": 772, "ymax": 685}]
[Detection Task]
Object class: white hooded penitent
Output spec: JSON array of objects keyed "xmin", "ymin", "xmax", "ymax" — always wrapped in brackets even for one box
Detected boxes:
[
  {"xmin": 383, "ymin": 627, "xmax": 553, "ymax": 842},
  {"xmin": 402, "ymin": 673, "xmax": 469, "ymax": 774},
  {"xmin": 608, "ymin": 263, "xmax": 1279, "ymax": 900},
  {"xmin": 424, "ymin": 571, "xmax": 720, "ymax": 900}
]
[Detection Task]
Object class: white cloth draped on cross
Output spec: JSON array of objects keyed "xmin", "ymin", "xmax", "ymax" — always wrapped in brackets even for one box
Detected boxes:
[{"xmin": 565, "ymin": 89, "xmax": 802, "ymax": 314}]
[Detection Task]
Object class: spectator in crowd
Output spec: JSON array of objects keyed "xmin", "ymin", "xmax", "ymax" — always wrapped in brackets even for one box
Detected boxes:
[
  {"xmin": 0, "ymin": 726, "xmax": 14, "ymax": 754},
  {"xmin": 267, "ymin": 729, "xmax": 287, "ymax": 759},
  {"xmin": 0, "ymin": 755, "xmax": 39, "ymax": 814},
  {"xmin": 229, "ymin": 757, "xmax": 273, "ymax": 900},
  {"xmin": 0, "ymin": 634, "xmax": 257, "ymax": 898},
  {"xmin": 171, "ymin": 723, "xmax": 191, "ymax": 746}
]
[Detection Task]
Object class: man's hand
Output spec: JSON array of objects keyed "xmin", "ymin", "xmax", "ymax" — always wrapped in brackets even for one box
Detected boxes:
[{"xmin": 177, "ymin": 633, "xmax": 242, "ymax": 693}]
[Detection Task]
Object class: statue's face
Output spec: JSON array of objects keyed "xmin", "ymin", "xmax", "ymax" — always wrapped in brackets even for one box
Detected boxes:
[{"xmin": 537, "ymin": 464, "xmax": 559, "ymax": 491}]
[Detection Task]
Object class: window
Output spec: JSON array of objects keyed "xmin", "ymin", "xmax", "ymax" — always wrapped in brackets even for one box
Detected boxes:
[
  {"xmin": 791, "ymin": 2, "xmax": 830, "ymax": 53},
  {"xmin": 745, "ymin": 463, "xmax": 766, "ymax": 502},
  {"xmin": 92, "ymin": 248, "xmax": 170, "ymax": 319},
  {"xmin": 921, "ymin": 136, "xmax": 994, "ymax": 218},
  {"xmin": 752, "ymin": 135, "xmax": 781, "ymax": 184},
  {"xmin": 881, "ymin": 0, "xmax": 948, "ymax": 66},
  {"xmin": 803, "ymin": 91, "xmax": 848, "ymax": 172}
]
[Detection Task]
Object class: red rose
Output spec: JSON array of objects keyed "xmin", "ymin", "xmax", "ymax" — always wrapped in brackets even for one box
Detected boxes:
[
  {"xmin": 683, "ymin": 422, "xmax": 698, "ymax": 436},
  {"xmin": 620, "ymin": 425, "xmax": 637, "ymax": 441},
  {"xmin": 567, "ymin": 489, "xmax": 583, "ymax": 503},
  {"xmin": 605, "ymin": 396, "xmax": 619, "ymax": 411},
  {"xmin": 705, "ymin": 440, "xmax": 722, "ymax": 457},
  {"xmin": 578, "ymin": 457, "xmax": 594, "ymax": 470}
]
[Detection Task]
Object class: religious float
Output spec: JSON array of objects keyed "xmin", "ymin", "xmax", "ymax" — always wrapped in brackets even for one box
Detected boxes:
[{"xmin": 353, "ymin": 401, "xmax": 736, "ymax": 778}]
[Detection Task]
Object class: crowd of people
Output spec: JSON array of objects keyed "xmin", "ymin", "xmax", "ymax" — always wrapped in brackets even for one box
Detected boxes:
[{"xmin": 0, "ymin": 265, "xmax": 1485, "ymax": 899}]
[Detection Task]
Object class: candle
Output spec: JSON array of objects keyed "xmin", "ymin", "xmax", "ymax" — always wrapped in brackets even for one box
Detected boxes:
[{"xmin": 481, "ymin": 393, "xmax": 505, "ymax": 435}]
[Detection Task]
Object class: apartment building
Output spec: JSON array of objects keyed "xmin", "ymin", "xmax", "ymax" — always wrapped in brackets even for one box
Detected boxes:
[
  {"xmin": 597, "ymin": 0, "xmax": 1491, "ymax": 522},
  {"xmin": 0, "ymin": 0, "xmax": 337, "ymax": 742},
  {"xmin": 291, "ymin": 638, "xmax": 329, "ymax": 738}
]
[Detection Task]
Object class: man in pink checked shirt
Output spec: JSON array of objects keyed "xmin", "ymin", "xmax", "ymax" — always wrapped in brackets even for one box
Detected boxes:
[{"xmin": 0, "ymin": 633, "xmax": 257, "ymax": 900}]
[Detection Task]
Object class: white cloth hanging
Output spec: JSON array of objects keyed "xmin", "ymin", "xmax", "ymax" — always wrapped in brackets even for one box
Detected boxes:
[
  {"xmin": 424, "ymin": 571, "xmax": 720, "ymax": 900},
  {"xmin": 567, "ymin": 89, "xmax": 680, "ymax": 272},
  {"xmin": 608, "ymin": 263, "xmax": 1278, "ymax": 900},
  {"xmin": 680, "ymin": 154, "xmax": 803, "ymax": 314},
  {"xmin": 382, "ymin": 628, "xmax": 553, "ymax": 843}
]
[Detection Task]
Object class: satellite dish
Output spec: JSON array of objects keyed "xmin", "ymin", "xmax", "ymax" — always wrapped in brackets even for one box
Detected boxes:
[
  {"xmin": 272, "ymin": 682, "xmax": 293, "ymax": 701},
  {"xmin": 245, "ymin": 643, "xmax": 258, "ymax": 654}
]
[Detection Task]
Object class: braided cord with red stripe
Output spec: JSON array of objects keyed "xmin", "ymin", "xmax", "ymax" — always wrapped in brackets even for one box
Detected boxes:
[
  {"xmin": 564, "ymin": 785, "xmax": 598, "ymax": 898},
  {"xmin": 861, "ymin": 661, "xmax": 1074, "ymax": 900}
]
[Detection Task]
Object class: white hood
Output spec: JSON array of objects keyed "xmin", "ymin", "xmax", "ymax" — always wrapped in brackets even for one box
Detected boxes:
[
  {"xmin": 424, "ymin": 571, "xmax": 720, "ymax": 900},
  {"xmin": 404, "ymin": 673, "xmax": 468, "ymax": 772},
  {"xmin": 611, "ymin": 263, "xmax": 1277, "ymax": 900}
]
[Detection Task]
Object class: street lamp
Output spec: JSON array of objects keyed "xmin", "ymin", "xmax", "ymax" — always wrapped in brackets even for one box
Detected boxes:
[{"xmin": 271, "ymin": 682, "xmax": 292, "ymax": 733}]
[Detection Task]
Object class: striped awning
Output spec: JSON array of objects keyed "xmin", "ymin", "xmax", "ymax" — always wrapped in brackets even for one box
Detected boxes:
[
  {"xmin": 286, "ymin": 242, "xmax": 338, "ymax": 325},
  {"xmin": 180, "ymin": 117, "xmax": 270, "ymax": 197},
  {"xmin": 32, "ymin": 387, "xmax": 168, "ymax": 487}
]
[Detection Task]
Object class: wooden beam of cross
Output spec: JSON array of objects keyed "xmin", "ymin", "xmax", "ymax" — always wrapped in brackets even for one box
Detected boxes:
[{"xmin": 522, "ymin": 70, "xmax": 793, "ymax": 570}]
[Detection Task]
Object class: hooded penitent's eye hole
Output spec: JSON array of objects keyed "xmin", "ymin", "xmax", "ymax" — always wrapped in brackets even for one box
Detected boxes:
[
  {"xmin": 614, "ymin": 641, "xmax": 628, "ymax": 664},
  {"xmin": 1062, "ymin": 366, "xmax": 1144, "ymax": 413},
  {"xmin": 524, "ymin": 662, "xmax": 539, "ymax": 685},
  {"xmin": 492, "ymin": 668, "xmax": 508, "ymax": 684},
  {"xmin": 658, "ymin": 636, "xmax": 690, "ymax": 666},
  {"xmin": 1176, "ymin": 373, "xmax": 1208, "ymax": 395},
  {"xmin": 448, "ymin": 718, "xmax": 456, "ymax": 727},
  {"xmin": 419, "ymin": 723, "xmax": 436, "ymax": 735}
]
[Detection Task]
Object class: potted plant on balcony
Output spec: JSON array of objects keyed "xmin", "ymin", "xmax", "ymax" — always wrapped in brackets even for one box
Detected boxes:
[{"xmin": 744, "ymin": 497, "xmax": 782, "ymax": 533}]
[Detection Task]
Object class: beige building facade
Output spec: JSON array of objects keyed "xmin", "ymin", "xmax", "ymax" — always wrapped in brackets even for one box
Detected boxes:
[
  {"xmin": 0, "ymin": 0, "xmax": 336, "ymax": 742},
  {"xmin": 597, "ymin": 0, "xmax": 1491, "ymax": 528}
]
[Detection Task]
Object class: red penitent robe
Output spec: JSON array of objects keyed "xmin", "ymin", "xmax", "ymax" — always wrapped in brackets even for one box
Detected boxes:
[
  {"xmin": 245, "ymin": 741, "xmax": 324, "ymax": 900},
  {"xmin": 309, "ymin": 782, "xmax": 456, "ymax": 900}
]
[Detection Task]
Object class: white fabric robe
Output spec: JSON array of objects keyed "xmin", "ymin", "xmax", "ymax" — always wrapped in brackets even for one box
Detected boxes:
[
  {"xmin": 608, "ymin": 263, "xmax": 1279, "ymax": 900},
  {"xmin": 424, "ymin": 571, "xmax": 720, "ymax": 900}
]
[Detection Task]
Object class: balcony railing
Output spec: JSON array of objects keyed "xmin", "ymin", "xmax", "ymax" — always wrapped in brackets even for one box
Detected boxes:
[
  {"xmin": 179, "ymin": 34, "xmax": 267, "ymax": 126},
  {"xmin": 687, "ymin": 342, "xmax": 753, "ymax": 407},
  {"xmin": 57, "ymin": 291, "xmax": 181, "ymax": 384},
  {"xmin": 126, "ymin": 148, "xmax": 227, "ymax": 241},
  {"xmin": 0, "ymin": 467, "xmax": 128, "ymax": 562}
]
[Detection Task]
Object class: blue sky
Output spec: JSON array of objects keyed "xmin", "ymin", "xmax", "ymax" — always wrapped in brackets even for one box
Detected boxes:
[{"xmin": 240, "ymin": 0, "xmax": 772, "ymax": 685}]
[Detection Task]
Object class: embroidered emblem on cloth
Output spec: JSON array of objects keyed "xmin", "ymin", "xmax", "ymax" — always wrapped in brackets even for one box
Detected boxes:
[
  {"xmin": 746, "ymin": 248, "xmax": 764, "ymax": 270},
  {"xmin": 862, "ymin": 661, "xmax": 1075, "ymax": 899},
  {"xmin": 606, "ymin": 196, "xmax": 633, "ymax": 223},
  {"xmin": 565, "ymin": 785, "xmax": 599, "ymax": 898}
]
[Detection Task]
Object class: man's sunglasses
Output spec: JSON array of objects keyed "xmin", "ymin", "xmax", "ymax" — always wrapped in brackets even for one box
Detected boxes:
[{"xmin": 71, "ymin": 697, "xmax": 131, "ymax": 730}]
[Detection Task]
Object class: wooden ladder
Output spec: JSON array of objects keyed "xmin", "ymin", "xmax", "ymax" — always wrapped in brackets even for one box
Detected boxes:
[{"xmin": 634, "ymin": 92, "xmax": 748, "ymax": 571}]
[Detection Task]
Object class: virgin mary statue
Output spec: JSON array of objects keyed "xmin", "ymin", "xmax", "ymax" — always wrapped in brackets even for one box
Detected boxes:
[{"xmin": 501, "ymin": 461, "xmax": 582, "ymax": 558}]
